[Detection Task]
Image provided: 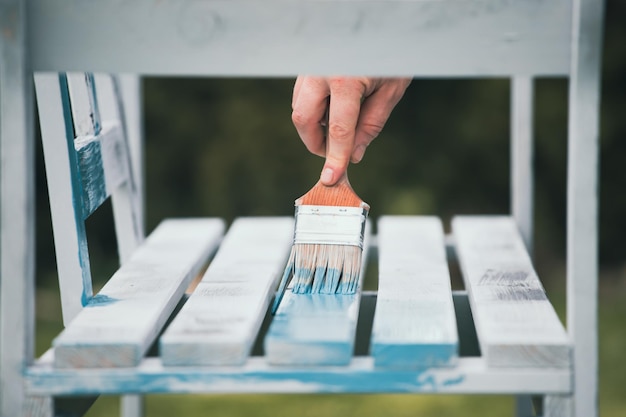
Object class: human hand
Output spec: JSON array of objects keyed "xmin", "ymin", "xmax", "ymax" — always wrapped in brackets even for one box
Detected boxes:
[{"xmin": 291, "ymin": 76, "xmax": 411, "ymax": 186}]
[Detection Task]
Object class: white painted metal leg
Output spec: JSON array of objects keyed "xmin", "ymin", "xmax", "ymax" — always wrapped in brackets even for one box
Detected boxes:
[
  {"xmin": 566, "ymin": 1, "xmax": 605, "ymax": 417},
  {"xmin": 544, "ymin": 395, "xmax": 573, "ymax": 417},
  {"xmin": 0, "ymin": 1, "xmax": 37, "ymax": 416},
  {"xmin": 119, "ymin": 75, "xmax": 145, "ymax": 236},
  {"xmin": 511, "ymin": 76, "xmax": 534, "ymax": 251},
  {"xmin": 515, "ymin": 395, "xmax": 534, "ymax": 417},
  {"xmin": 121, "ymin": 395, "xmax": 144, "ymax": 417}
]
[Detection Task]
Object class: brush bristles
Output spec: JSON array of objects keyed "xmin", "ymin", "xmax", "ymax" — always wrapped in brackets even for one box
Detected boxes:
[{"xmin": 285, "ymin": 243, "xmax": 363, "ymax": 295}]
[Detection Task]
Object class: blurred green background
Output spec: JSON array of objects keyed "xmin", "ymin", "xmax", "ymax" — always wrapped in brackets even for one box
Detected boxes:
[{"xmin": 34, "ymin": 0, "xmax": 625, "ymax": 416}]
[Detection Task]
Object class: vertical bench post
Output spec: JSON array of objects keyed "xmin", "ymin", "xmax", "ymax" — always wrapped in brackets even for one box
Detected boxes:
[
  {"xmin": 565, "ymin": 0, "xmax": 605, "ymax": 416},
  {"xmin": 0, "ymin": 0, "xmax": 37, "ymax": 415}
]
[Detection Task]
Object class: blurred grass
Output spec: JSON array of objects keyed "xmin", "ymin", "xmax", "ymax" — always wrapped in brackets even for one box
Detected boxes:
[{"xmin": 36, "ymin": 268, "xmax": 626, "ymax": 417}]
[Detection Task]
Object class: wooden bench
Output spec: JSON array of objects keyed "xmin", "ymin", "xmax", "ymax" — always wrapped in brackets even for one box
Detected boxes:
[{"xmin": 0, "ymin": 1, "xmax": 604, "ymax": 416}]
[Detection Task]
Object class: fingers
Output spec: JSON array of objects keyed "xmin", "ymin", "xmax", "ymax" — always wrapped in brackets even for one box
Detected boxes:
[
  {"xmin": 351, "ymin": 78, "xmax": 411, "ymax": 163},
  {"xmin": 291, "ymin": 77, "xmax": 329, "ymax": 158},
  {"xmin": 292, "ymin": 76, "xmax": 411, "ymax": 186},
  {"xmin": 323, "ymin": 78, "xmax": 368, "ymax": 185}
]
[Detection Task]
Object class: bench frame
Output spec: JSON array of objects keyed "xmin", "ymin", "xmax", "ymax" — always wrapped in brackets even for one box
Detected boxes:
[{"xmin": 0, "ymin": 0, "xmax": 605, "ymax": 416}]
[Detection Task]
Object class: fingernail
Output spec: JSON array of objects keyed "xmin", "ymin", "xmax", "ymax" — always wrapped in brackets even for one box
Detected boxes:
[
  {"xmin": 352, "ymin": 145, "xmax": 366, "ymax": 163},
  {"xmin": 320, "ymin": 167, "xmax": 334, "ymax": 184}
]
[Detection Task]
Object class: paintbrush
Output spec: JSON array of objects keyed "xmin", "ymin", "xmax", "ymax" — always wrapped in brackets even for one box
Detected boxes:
[{"xmin": 272, "ymin": 173, "xmax": 369, "ymax": 313}]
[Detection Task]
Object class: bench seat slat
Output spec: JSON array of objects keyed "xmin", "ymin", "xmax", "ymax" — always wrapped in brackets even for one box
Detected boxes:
[
  {"xmin": 26, "ymin": 354, "xmax": 571, "ymax": 395},
  {"xmin": 160, "ymin": 217, "xmax": 294, "ymax": 366},
  {"xmin": 371, "ymin": 216, "xmax": 458, "ymax": 368},
  {"xmin": 452, "ymin": 216, "xmax": 570, "ymax": 368},
  {"xmin": 53, "ymin": 218, "xmax": 225, "ymax": 368},
  {"xmin": 264, "ymin": 223, "xmax": 371, "ymax": 366}
]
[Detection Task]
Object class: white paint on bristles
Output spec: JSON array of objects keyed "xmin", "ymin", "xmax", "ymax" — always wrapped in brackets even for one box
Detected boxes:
[
  {"xmin": 452, "ymin": 216, "xmax": 571, "ymax": 368},
  {"xmin": 160, "ymin": 217, "xmax": 293, "ymax": 366},
  {"xmin": 371, "ymin": 216, "xmax": 458, "ymax": 369},
  {"xmin": 53, "ymin": 219, "xmax": 225, "ymax": 368}
]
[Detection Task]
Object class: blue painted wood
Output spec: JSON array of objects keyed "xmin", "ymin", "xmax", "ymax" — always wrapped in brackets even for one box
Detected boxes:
[
  {"xmin": 25, "ymin": 355, "xmax": 571, "ymax": 396},
  {"xmin": 75, "ymin": 122, "xmax": 128, "ymax": 219},
  {"xmin": 264, "ymin": 223, "xmax": 370, "ymax": 365},
  {"xmin": 371, "ymin": 216, "xmax": 458, "ymax": 369}
]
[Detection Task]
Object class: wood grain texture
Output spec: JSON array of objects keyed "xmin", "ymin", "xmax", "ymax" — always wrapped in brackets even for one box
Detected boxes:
[
  {"xmin": 28, "ymin": 0, "xmax": 571, "ymax": 77},
  {"xmin": 371, "ymin": 216, "xmax": 458, "ymax": 369},
  {"xmin": 75, "ymin": 121, "xmax": 128, "ymax": 219},
  {"xmin": 53, "ymin": 219, "xmax": 225, "ymax": 368},
  {"xmin": 452, "ymin": 216, "xmax": 571, "ymax": 368},
  {"xmin": 265, "ymin": 223, "xmax": 370, "ymax": 365},
  {"xmin": 160, "ymin": 217, "xmax": 293, "ymax": 366}
]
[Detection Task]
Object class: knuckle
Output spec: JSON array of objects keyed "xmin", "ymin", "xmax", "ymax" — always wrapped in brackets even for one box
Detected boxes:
[
  {"xmin": 360, "ymin": 121, "xmax": 384, "ymax": 139},
  {"xmin": 291, "ymin": 109, "xmax": 312, "ymax": 127},
  {"xmin": 328, "ymin": 122, "xmax": 353, "ymax": 141}
]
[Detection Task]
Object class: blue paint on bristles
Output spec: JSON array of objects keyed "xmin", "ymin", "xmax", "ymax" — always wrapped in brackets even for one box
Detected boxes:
[{"xmin": 271, "ymin": 177, "xmax": 369, "ymax": 314}]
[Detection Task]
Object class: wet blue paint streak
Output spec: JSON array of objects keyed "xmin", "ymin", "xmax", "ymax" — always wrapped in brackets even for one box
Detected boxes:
[
  {"xmin": 87, "ymin": 293, "xmax": 118, "ymax": 307},
  {"xmin": 59, "ymin": 74, "xmax": 94, "ymax": 306},
  {"xmin": 372, "ymin": 343, "xmax": 458, "ymax": 369},
  {"xmin": 26, "ymin": 366, "xmax": 467, "ymax": 395}
]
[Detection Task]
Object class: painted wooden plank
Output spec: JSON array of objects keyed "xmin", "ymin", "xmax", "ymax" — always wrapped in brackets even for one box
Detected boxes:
[
  {"xmin": 264, "ymin": 223, "xmax": 370, "ymax": 366},
  {"xmin": 161, "ymin": 217, "xmax": 294, "ymax": 366},
  {"xmin": 66, "ymin": 72, "xmax": 101, "ymax": 136},
  {"xmin": 53, "ymin": 218, "xmax": 225, "ymax": 368},
  {"xmin": 1, "ymin": 1, "xmax": 38, "ymax": 415},
  {"xmin": 26, "ymin": 354, "xmax": 572, "ymax": 396},
  {"xmin": 35, "ymin": 73, "xmax": 94, "ymax": 325},
  {"xmin": 371, "ymin": 216, "xmax": 458, "ymax": 369},
  {"xmin": 511, "ymin": 76, "xmax": 534, "ymax": 250},
  {"xmin": 452, "ymin": 216, "xmax": 571, "ymax": 368},
  {"xmin": 75, "ymin": 121, "xmax": 130, "ymax": 219},
  {"xmin": 92, "ymin": 74, "xmax": 145, "ymax": 265},
  {"xmin": 29, "ymin": 0, "xmax": 571, "ymax": 77},
  {"xmin": 567, "ymin": 1, "xmax": 604, "ymax": 416}
]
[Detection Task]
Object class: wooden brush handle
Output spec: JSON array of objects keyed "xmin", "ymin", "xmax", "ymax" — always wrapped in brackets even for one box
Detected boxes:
[{"xmin": 296, "ymin": 173, "xmax": 369, "ymax": 209}]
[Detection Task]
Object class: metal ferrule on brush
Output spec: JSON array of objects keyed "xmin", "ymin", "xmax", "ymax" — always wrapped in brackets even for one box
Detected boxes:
[{"xmin": 293, "ymin": 205, "xmax": 368, "ymax": 248}]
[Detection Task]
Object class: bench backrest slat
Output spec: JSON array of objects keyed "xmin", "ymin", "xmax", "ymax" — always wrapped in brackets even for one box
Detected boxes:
[{"xmin": 35, "ymin": 72, "xmax": 142, "ymax": 324}]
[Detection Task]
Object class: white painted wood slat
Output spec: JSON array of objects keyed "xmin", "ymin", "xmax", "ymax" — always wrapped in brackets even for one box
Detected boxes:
[
  {"xmin": 53, "ymin": 219, "xmax": 225, "ymax": 368},
  {"xmin": 161, "ymin": 217, "xmax": 294, "ymax": 366},
  {"xmin": 264, "ymin": 223, "xmax": 370, "ymax": 366},
  {"xmin": 29, "ymin": 0, "xmax": 571, "ymax": 77},
  {"xmin": 35, "ymin": 72, "xmax": 94, "ymax": 325},
  {"xmin": 371, "ymin": 216, "xmax": 458, "ymax": 368},
  {"xmin": 452, "ymin": 216, "xmax": 570, "ymax": 368},
  {"xmin": 66, "ymin": 72, "xmax": 100, "ymax": 137}
]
